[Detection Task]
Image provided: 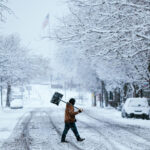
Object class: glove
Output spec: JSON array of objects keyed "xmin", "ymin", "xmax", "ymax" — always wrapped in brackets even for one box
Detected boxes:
[{"xmin": 78, "ymin": 109, "xmax": 83, "ymax": 113}]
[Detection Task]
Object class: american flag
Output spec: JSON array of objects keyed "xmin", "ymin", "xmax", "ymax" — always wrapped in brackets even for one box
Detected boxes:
[{"xmin": 42, "ymin": 14, "xmax": 49, "ymax": 29}]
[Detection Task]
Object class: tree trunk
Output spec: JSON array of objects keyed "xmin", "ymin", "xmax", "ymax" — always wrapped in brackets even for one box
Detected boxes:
[
  {"xmin": 93, "ymin": 93, "xmax": 96, "ymax": 106},
  {"xmin": 104, "ymin": 90, "xmax": 108, "ymax": 107},
  {"xmin": 109, "ymin": 91, "xmax": 113, "ymax": 100},
  {"xmin": 116, "ymin": 88, "xmax": 121, "ymax": 106},
  {"xmin": 114, "ymin": 89, "xmax": 117, "ymax": 107},
  {"xmin": 100, "ymin": 81, "xmax": 105, "ymax": 108},
  {"xmin": 123, "ymin": 83, "xmax": 128, "ymax": 102},
  {"xmin": 112, "ymin": 88, "xmax": 120, "ymax": 108},
  {"xmin": 131, "ymin": 83, "xmax": 139, "ymax": 97},
  {"xmin": 148, "ymin": 62, "xmax": 150, "ymax": 73},
  {"xmin": 6, "ymin": 84, "xmax": 11, "ymax": 107},
  {"xmin": 138, "ymin": 89, "xmax": 143, "ymax": 97}
]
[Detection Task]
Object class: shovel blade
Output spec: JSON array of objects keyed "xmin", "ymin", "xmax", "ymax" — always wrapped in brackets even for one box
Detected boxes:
[{"xmin": 51, "ymin": 92, "xmax": 63, "ymax": 105}]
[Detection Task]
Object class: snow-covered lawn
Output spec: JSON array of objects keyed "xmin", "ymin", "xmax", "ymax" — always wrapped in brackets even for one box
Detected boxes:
[{"xmin": 0, "ymin": 107, "xmax": 31, "ymax": 147}]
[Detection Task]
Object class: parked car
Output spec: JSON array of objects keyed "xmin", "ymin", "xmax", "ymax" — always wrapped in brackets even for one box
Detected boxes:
[
  {"xmin": 10, "ymin": 95, "xmax": 23, "ymax": 109},
  {"xmin": 121, "ymin": 98, "xmax": 150, "ymax": 119}
]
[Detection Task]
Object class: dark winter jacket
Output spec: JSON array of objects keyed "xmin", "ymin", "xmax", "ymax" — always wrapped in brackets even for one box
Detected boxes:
[{"xmin": 65, "ymin": 103, "xmax": 79, "ymax": 123}]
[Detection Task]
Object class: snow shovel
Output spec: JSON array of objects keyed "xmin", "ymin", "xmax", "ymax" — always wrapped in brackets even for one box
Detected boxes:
[{"xmin": 50, "ymin": 92, "xmax": 80, "ymax": 110}]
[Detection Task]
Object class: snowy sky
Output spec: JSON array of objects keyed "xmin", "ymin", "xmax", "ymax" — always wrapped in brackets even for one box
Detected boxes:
[{"xmin": 1, "ymin": 0, "xmax": 69, "ymax": 57}]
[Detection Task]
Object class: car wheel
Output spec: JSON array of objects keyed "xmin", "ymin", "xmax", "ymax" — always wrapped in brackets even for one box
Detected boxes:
[
  {"xmin": 142, "ymin": 114, "xmax": 145, "ymax": 119},
  {"xmin": 129, "ymin": 114, "xmax": 134, "ymax": 118},
  {"xmin": 147, "ymin": 113, "xmax": 150, "ymax": 120},
  {"xmin": 126, "ymin": 113, "xmax": 130, "ymax": 118},
  {"xmin": 142, "ymin": 114, "xmax": 149, "ymax": 120},
  {"xmin": 145, "ymin": 115, "xmax": 149, "ymax": 120}
]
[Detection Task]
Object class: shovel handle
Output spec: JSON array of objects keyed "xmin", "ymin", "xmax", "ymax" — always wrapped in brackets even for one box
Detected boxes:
[{"xmin": 60, "ymin": 99, "xmax": 80, "ymax": 110}]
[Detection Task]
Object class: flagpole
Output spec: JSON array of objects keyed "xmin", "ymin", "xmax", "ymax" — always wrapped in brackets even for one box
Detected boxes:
[
  {"xmin": 48, "ymin": 14, "xmax": 50, "ymax": 38},
  {"xmin": 41, "ymin": 13, "xmax": 50, "ymax": 39}
]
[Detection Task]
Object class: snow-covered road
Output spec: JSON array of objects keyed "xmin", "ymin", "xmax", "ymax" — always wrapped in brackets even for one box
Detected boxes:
[{"xmin": 1, "ymin": 107, "xmax": 150, "ymax": 150}]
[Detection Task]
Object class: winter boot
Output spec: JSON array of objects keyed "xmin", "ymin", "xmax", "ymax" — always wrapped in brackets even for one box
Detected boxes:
[
  {"xmin": 61, "ymin": 139, "xmax": 69, "ymax": 143},
  {"xmin": 77, "ymin": 136, "xmax": 85, "ymax": 142},
  {"xmin": 61, "ymin": 136, "xmax": 68, "ymax": 143}
]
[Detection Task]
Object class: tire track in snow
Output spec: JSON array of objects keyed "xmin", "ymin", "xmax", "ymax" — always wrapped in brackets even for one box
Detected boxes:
[
  {"xmin": 1, "ymin": 111, "xmax": 33, "ymax": 150},
  {"xmin": 27, "ymin": 111, "xmax": 56, "ymax": 150},
  {"xmin": 85, "ymin": 110, "xmax": 150, "ymax": 141},
  {"xmin": 83, "ymin": 111, "xmax": 150, "ymax": 150},
  {"xmin": 84, "ymin": 111, "xmax": 150, "ymax": 142},
  {"xmin": 43, "ymin": 111, "xmax": 84, "ymax": 150},
  {"xmin": 77, "ymin": 119, "xmax": 121, "ymax": 150},
  {"xmin": 46, "ymin": 108, "xmax": 115, "ymax": 150}
]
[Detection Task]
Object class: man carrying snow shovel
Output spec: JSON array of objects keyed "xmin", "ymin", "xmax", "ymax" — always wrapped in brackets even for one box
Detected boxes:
[{"xmin": 61, "ymin": 98, "xmax": 85, "ymax": 142}]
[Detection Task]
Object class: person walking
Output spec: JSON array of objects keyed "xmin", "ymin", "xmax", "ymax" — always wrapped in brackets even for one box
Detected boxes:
[{"xmin": 61, "ymin": 98, "xmax": 85, "ymax": 142}]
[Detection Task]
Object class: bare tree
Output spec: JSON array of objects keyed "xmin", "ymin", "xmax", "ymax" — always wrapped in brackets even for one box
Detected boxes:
[
  {"xmin": 0, "ymin": 34, "xmax": 51, "ymax": 107},
  {"xmin": 51, "ymin": 0, "xmax": 150, "ymax": 89},
  {"xmin": 0, "ymin": 0, "xmax": 12, "ymax": 22}
]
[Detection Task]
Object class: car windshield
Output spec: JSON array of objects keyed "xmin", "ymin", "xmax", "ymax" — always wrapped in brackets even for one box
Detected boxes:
[{"xmin": 128, "ymin": 100, "xmax": 148, "ymax": 107}]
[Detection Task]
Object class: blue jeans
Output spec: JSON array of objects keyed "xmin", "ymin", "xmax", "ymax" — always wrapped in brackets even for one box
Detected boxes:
[{"xmin": 61, "ymin": 122, "xmax": 80, "ymax": 140}]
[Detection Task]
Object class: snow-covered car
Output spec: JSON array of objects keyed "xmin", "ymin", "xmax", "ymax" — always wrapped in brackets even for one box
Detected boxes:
[
  {"xmin": 10, "ymin": 96, "xmax": 23, "ymax": 109},
  {"xmin": 121, "ymin": 98, "xmax": 150, "ymax": 119}
]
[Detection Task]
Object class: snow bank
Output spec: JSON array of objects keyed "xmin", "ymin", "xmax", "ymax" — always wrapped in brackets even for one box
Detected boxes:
[
  {"xmin": 84, "ymin": 106, "xmax": 150, "ymax": 129},
  {"xmin": 0, "ymin": 107, "xmax": 31, "ymax": 147}
]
